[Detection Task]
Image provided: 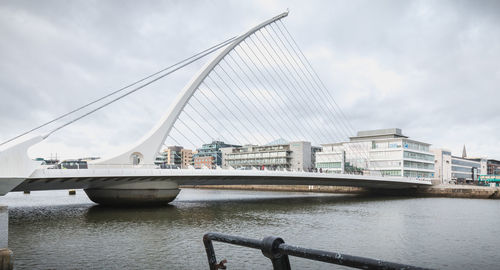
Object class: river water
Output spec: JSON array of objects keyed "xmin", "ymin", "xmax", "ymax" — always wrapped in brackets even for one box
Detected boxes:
[{"xmin": 1, "ymin": 189, "xmax": 499, "ymax": 269}]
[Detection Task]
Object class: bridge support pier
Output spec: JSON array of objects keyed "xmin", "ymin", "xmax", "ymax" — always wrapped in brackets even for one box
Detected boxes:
[
  {"xmin": 0, "ymin": 205, "xmax": 13, "ymax": 270},
  {"xmin": 84, "ymin": 180, "xmax": 180, "ymax": 206}
]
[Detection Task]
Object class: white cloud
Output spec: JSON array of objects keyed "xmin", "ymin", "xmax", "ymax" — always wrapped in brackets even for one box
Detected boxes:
[{"xmin": 1, "ymin": 0, "xmax": 499, "ymax": 160}]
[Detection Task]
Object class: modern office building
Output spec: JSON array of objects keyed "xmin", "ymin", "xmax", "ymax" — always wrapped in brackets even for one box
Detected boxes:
[
  {"xmin": 433, "ymin": 147, "xmax": 490, "ymax": 184},
  {"xmin": 193, "ymin": 141, "xmax": 240, "ymax": 169},
  {"xmin": 487, "ymin": 159, "xmax": 500, "ymax": 175},
  {"xmin": 451, "ymin": 156, "xmax": 487, "ymax": 183},
  {"xmin": 432, "ymin": 149, "xmax": 452, "ymax": 184},
  {"xmin": 155, "ymin": 146, "xmax": 183, "ymax": 168},
  {"xmin": 155, "ymin": 146, "xmax": 194, "ymax": 169},
  {"xmin": 316, "ymin": 128, "xmax": 435, "ymax": 179},
  {"xmin": 221, "ymin": 141, "xmax": 317, "ymax": 171}
]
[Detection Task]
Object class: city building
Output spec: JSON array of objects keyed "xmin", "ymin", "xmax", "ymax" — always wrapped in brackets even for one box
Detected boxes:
[
  {"xmin": 450, "ymin": 156, "xmax": 487, "ymax": 184},
  {"xmin": 180, "ymin": 149, "xmax": 194, "ymax": 169},
  {"xmin": 487, "ymin": 159, "xmax": 500, "ymax": 175},
  {"xmin": 433, "ymin": 147, "xmax": 491, "ymax": 184},
  {"xmin": 193, "ymin": 141, "xmax": 240, "ymax": 169},
  {"xmin": 155, "ymin": 146, "xmax": 194, "ymax": 169},
  {"xmin": 432, "ymin": 149, "xmax": 452, "ymax": 184},
  {"xmin": 194, "ymin": 155, "xmax": 215, "ymax": 169},
  {"xmin": 155, "ymin": 146, "xmax": 182, "ymax": 168},
  {"xmin": 316, "ymin": 128, "xmax": 435, "ymax": 179},
  {"xmin": 221, "ymin": 141, "xmax": 317, "ymax": 171}
]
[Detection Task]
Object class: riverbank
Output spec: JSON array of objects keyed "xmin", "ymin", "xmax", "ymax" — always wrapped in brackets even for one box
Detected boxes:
[
  {"xmin": 416, "ymin": 184, "xmax": 500, "ymax": 199},
  {"xmin": 180, "ymin": 184, "xmax": 500, "ymax": 199}
]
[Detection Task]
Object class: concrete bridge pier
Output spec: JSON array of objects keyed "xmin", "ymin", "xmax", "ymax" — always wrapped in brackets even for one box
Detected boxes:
[
  {"xmin": 84, "ymin": 180, "xmax": 180, "ymax": 206},
  {"xmin": 0, "ymin": 205, "xmax": 13, "ymax": 270}
]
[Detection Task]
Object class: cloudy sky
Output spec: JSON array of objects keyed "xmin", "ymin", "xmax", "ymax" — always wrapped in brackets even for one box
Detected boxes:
[{"xmin": 1, "ymin": 0, "xmax": 499, "ymax": 160}]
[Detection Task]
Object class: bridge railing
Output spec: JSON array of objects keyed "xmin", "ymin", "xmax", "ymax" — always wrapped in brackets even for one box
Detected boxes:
[
  {"xmin": 39, "ymin": 163, "xmax": 432, "ymax": 182},
  {"xmin": 203, "ymin": 232, "xmax": 430, "ymax": 270}
]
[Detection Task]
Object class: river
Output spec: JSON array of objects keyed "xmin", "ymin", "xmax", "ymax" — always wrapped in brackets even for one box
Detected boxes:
[{"xmin": 1, "ymin": 189, "xmax": 499, "ymax": 269}]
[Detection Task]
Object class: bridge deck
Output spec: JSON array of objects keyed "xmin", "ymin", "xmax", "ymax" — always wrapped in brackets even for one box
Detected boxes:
[{"xmin": 11, "ymin": 168, "xmax": 431, "ymax": 192}]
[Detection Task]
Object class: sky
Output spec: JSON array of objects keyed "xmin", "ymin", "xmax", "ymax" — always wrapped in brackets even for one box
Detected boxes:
[{"xmin": 0, "ymin": 0, "xmax": 499, "ymax": 160}]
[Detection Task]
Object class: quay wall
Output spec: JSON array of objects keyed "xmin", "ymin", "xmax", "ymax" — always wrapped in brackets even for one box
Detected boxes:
[
  {"xmin": 416, "ymin": 184, "xmax": 500, "ymax": 199},
  {"xmin": 180, "ymin": 184, "xmax": 500, "ymax": 199},
  {"xmin": 181, "ymin": 185, "xmax": 366, "ymax": 194}
]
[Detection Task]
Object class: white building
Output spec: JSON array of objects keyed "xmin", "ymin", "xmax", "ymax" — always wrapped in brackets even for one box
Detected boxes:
[
  {"xmin": 432, "ymin": 149, "xmax": 452, "ymax": 184},
  {"xmin": 450, "ymin": 156, "xmax": 487, "ymax": 183},
  {"xmin": 316, "ymin": 128, "xmax": 435, "ymax": 179},
  {"xmin": 221, "ymin": 141, "xmax": 318, "ymax": 171},
  {"xmin": 433, "ymin": 147, "xmax": 488, "ymax": 184}
]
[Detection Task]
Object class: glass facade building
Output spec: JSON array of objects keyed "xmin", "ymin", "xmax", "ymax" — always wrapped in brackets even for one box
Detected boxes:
[
  {"xmin": 221, "ymin": 141, "xmax": 317, "ymax": 171},
  {"xmin": 155, "ymin": 146, "xmax": 184, "ymax": 168},
  {"xmin": 316, "ymin": 128, "xmax": 435, "ymax": 179},
  {"xmin": 450, "ymin": 156, "xmax": 487, "ymax": 183},
  {"xmin": 193, "ymin": 141, "xmax": 241, "ymax": 169}
]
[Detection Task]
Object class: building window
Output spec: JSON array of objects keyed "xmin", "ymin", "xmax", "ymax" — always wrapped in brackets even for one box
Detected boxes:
[{"xmin": 380, "ymin": 170, "xmax": 401, "ymax": 176}]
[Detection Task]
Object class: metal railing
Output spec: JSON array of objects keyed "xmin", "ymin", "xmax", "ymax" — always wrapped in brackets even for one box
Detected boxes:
[{"xmin": 203, "ymin": 232, "xmax": 431, "ymax": 270}]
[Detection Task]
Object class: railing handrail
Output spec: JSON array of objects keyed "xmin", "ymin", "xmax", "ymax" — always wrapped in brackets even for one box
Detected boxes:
[{"xmin": 203, "ymin": 232, "xmax": 431, "ymax": 270}]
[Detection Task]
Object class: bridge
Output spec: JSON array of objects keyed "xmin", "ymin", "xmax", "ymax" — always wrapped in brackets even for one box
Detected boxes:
[{"xmin": 0, "ymin": 11, "xmax": 431, "ymax": 205}]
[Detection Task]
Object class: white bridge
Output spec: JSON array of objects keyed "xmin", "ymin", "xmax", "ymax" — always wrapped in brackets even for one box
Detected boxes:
[
  {"xmin": 0, "ymin": 11, "xmax": 431, "ymax": 205},
  {"xmin": 14, "ymin": 168, "xmax": 429, "ymax": 191}
]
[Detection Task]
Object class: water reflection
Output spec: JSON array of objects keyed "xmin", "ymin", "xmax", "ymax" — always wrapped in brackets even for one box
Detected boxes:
[
  {"xmin": 82, "ymin": 193, "xmax": 409, "ymax": 225},
  {"xmin": 5, "ymin": 189, "xmax": 500, "ymax": 269},
  {"xmin": 85, "ymin": 204, "xmax": 182, "ymax": 223}
]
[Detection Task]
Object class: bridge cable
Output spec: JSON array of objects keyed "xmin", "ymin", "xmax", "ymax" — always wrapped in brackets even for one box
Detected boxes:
[
  {"xmin": 195, "ymin": 87, "xmax": 249, "ymax": 145},
  {"xmin": 257, "ymin": 29, "xmax": 336, "ymax": 144},
  {"xmin": 218, "ymin": 62, "xmax": 295, "ymax": 144},
  {"xmin": 251, "ymin": 31, "xmax": 332, "ymax": 143},
  {"xmin": 280, "ymin": 21, "xmax": 358, "ymax": 135},
  {"xmin": 276, "ymin": 22, "xmax": 373, "ymax": 169},
  {"xmin": 43, "ymin": 38, "xmax": 241, "ymax": 138},
  {"xmin": 206, "ymin": 75, "xmax": 272, "ymax": 144},
  {"xmin": 265, "ymin": 25, "xmax": 368, "ymax": 168},
  {"xmin": 272, "ymin": 23, "xmax": 358, "ymax": 144},
  {"xmin": 200, "ymin": 81, "xmax": 263, "ymax": 145},
  {"xmin": 177, "ymin": 113, "xmax": 216, "ymax": 145},
  {"xmin": 244, "ymin": 37, "xmax": 328, "ymax": 144},
  {"xmin": 236, "ymin": 41, "xmax": 312, "ymax": 141},
  {"xmin": 210, "ymin": 68, "xmax": 277, "ymax": 143},
  {"xmin": 219, "ymin": 57, "xmax": 293, "ymax": 143},
  {"xmin": 265, "ymin": 25, "xmax": 370, "ymax": 165},
  {"xmin": 0, "ymin": 36, "xmax": 238, "ymax": 146},
  {"xmin": 190, "ymin": 94, "xmax": 244, "ymax": 145},
  {"xmin": 234, "ymin": 43, "xmax": 313, "ymax": 142},
  {"xmin": 232, "ymin": 47, "xmax": 308, "ymax": 142},
  {"xmin": 255, "ymin": 27, "xmax": 368, "ymax": 168},
  {"xmin": 177, "ymin": 117, "xmax": 210, "ymax": 143},
  {"xmin": 222, "ymin": 54, "xmax": 287, "ymax": 141},
  {"xmin": 224, "ymin": 53, "xmax": 290, "ymax": 141},
  {"xmin": 171, "ymin": 126, "xmax": 199, "ymax": 151},
  {"xmin": 185, "ymin": 102, "xmax": 231, "ymax": 143},
  {"xmin": 262, "ymin": 26, "xmax": 370, "ymax": 166},
  {"xmin": 271, "ymin": 23, "xmax": 370, "ymax": 165},
  {"xmin": 251, "ymin": 32, "xmax": 332, "ymax": 143}
]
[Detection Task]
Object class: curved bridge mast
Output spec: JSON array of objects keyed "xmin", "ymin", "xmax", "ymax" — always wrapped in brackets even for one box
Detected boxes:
[{"xmin": 97, "ymin": 11, "xmax": 289, "ymax": 166}]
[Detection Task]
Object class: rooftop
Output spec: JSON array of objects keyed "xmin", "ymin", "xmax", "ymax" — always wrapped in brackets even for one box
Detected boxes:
[{"xmin": 352, "ymin": 128, "xmax": 407, "ymax": 140}]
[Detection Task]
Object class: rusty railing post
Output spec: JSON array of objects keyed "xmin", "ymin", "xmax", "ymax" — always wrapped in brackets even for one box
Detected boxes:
[{"xmin": 260, "ymin": 236, "xmax": 291, "ymax": 270}]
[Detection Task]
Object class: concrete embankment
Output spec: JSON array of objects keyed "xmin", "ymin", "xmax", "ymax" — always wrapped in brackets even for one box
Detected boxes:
[
  {"xmin": 416, "ymin": 184, "xmax": 500, "ymax": 199},
  {"xmin": 181, "ymin": 185, "xmax": 368, "ymax": 194},
  {"xmin": 180, "ymin": 184, "xmax": 500, "ymax": 199}
]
